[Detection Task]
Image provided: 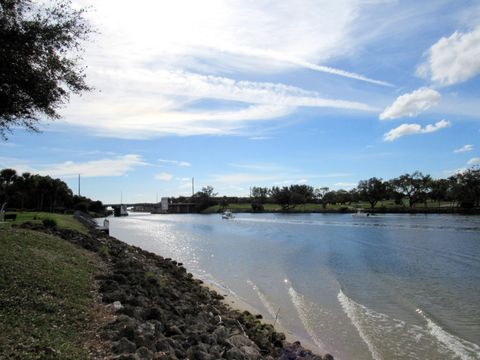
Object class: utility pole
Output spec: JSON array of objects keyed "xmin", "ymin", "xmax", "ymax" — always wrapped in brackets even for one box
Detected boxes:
[
  {"xmin": 192, "ymin": 177, "xmax": 195, "ymax": 197},
  {"xmin": 78, "ymin": 174, "xmax": 81, "ymax": 196}
]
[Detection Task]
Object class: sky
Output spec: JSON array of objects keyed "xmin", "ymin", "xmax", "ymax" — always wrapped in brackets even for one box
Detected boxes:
[{"xmin": 1, "ymin": 0, "xmax": 480, "ymax": 203}]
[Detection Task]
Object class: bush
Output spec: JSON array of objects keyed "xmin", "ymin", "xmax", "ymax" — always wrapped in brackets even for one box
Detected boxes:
[
  {"xmin": 42, "ymin": 218, "xmax": 57, "ymax": 228},
  {"xmin": 251, "ymin": 202, "xmax": 264, "ymax": 212}
]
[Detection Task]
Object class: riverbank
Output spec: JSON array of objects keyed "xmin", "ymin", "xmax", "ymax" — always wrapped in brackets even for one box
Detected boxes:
[
  {"xmin": 199, "ymin": 203, "xmax": 480, "ymax": 215},
  {"xmin": 1, "ymin": 214, "xmax": 333, "ymax": 359}
]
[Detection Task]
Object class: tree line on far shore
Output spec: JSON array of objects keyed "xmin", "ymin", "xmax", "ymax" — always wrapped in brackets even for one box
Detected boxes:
[
  {"xmin": 180, "ymin": 168, "xmax": 480, "ymax": 211},
  {"xmin": 0, "ymin": 168, "xmax": 105, "ymax": 215}
]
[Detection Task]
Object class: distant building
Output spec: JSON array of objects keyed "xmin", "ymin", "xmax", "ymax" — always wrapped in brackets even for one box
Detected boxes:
[
  {"xmin": 168, "ymin": 202, "xmax": 196, "ymax": 213},
  {"xmin": 161, "ymin": 197, "xmax": 169, "ymax": 212}
]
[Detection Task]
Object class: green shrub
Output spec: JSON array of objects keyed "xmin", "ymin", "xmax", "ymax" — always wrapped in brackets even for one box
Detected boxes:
[
  {"xmin": 42, "ymin": 218, "xmax": 57, "ymax": 228},
  {"xmin": 99, "ymin": 244, "xmax": 109, "ymax": 257}
]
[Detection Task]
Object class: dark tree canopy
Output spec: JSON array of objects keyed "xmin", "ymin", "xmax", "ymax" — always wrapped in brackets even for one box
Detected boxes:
[
  {"xmin": 0, "ymin": 0, "xmax": 91, "ymax": 138},
  {"xmin": 358, "ymin": 177, "xmax": 387, "ymax": 209}
]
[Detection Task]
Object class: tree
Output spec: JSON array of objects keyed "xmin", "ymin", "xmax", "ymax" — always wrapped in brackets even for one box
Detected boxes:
[
  {"xmin": 430, "ymin": 178, "xmax": 451, "ymax": 207},
  {"xmin": 289, "ymin": 184, "xmax": 314, "ymax": 206},
  {"xmin": 193, "ymin": 186, "xmax": 217, "ymax": 211},
  {"xmin": 322, "ymin": 191, "xmax": 337, "ymax": 207},
  {"xmin": 357, "ymin": 177, "xmax": 387, "ymax": 209},
  {"xmin": 0, "ymin": 0, "xmax": 91, "ymax": 138},
  {"xmin": 0, "ymin": 168, "xmax": 18, "ymax": 204},
  {"xmin": 449, "ymin": 168, "xmax": 480, "ymax": 208},
  {"xmin": 390, "ymin": 171, "xmax": 431, "ymax": 208},
  {"xmin": 270, "ymin": 186, "xmax": 293, "ymax": 210},
  {"xmin": 251, "ymin": 186, "xmax": 268, "ymax": 212},
  {"xmin": 314, "ymin": 187, "xmax": 329, "ymax": 208}
]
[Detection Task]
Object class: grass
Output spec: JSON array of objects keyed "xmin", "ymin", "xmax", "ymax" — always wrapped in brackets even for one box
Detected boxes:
[
  {"xmin": 1, "ymin": 212, "xmax": 87, "ymax": 234},
  {"xmin": 0, "ymin": 220, "xmax": 99, "ymax": 358}
]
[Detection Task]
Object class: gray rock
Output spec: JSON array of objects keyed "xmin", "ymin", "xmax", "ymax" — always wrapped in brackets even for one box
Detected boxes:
[
  {"xmin": 113, "ymin": 300, "xmax": 124, "ymax": 310},
  {"xmin": 227, "ymin": 334, "xmax": 258, "ymax": 349},
  {"xmin": 226, "ymin": 347, "xmax": 246, "ymax": 360},
  {"xmin": 135, "ymin": 346, "xmax": 154, "ymax": 360},
  {"xmin": 112, "ymin": 337, "xmax": 137, "ymax": 354},
  {"xmin": 240, "ymin": 345, "xmax": 261, "ymax": 360}
]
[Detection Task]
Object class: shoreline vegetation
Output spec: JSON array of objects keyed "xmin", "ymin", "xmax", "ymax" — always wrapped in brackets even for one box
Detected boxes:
[
  {"xmin": 0, "ymin": 212, "xmax": 333, "ymax": 359},
  {"xmin": 199, "ymin": 202, "xmax": 480, "ymax": 215}
]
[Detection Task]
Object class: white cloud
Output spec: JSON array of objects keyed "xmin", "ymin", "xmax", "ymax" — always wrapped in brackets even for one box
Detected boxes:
[
  {"xmin": 210, "ymin": 43, "xmax": 391, "ymax": 86},
  {"xmin": 63, "ymin": 70, "xmax": 376, "ymax": 138},
  {"xmin": 38, "ymin": 155, "xmax": 147, "ymax": 178},
  {"xmin": 379, "ymin": 87, "xmax": 441, "ymax": 120},
  {"xmin": 249, "ymin": 136, "xmax": 272, "ymax": 141},
  {"xmin": 383, "ymin": 120, "xmax": 451, "ymax": 141},
  {"xmin": 454, "ymin": 144, "xmax": 474, "ymax": 153},
  {"xmin": 159, "ymin": 159, "xmax": 191, "ymax": 167},
  {"xmin": 54, "ymin": 0, "xmax": 389, "ymax": 139},
  {"xmin": 80, "ymin": 0, "xmax": 387, "ymax": 82},
  {"xmin": 155, "ymin": 172, "xmax": 174, "ymax": 181},
  {"xmin": 417, "ymin": 25, "xmax": 480, "ymax": 86},
  {"xmin": 0, "ymin": 155, "xmax": 146, "ymax": 178},
  {"xmin": 467, "ymin": 157, "xmax": 480, "ymax": 166}
]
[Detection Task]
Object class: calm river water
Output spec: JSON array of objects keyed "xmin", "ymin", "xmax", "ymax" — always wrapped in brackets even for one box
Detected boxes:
[{"xmin": 105, "ymin": 213, "xmax": 480, "ymax": 360}]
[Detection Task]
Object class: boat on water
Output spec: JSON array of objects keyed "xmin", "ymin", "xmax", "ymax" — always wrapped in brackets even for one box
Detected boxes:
[
  {"xmin": 222, "ymin": 210, "xmax": 234, "ymax": 219},
  {"xmin": 352, "ymin": 209, "xmax": 371, "ymax": 217}
]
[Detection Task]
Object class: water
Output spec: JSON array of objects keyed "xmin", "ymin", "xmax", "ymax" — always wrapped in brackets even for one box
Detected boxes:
[{"xmin": 105, "ymin": 213, "xmax": 480, "ymax": 360}]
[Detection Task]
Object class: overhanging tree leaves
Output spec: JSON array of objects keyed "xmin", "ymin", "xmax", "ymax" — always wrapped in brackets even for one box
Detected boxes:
[{"xmin": 0, "ymin": 0, "xmax": 91, "ymax": 138}]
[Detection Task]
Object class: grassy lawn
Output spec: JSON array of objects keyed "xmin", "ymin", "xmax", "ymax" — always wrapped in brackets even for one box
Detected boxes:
[
  {"xmin": 0, "ymin": 223, "xmax": 99, "ymax": 358},
  {"xmin": 1, "ymin": 212, "xmax": 87, "ymax": 234}
]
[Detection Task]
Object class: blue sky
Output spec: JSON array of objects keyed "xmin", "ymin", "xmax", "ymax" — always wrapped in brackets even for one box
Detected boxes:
[{"xmin": 1, "ymin": 0, "xmax": 480, "ymax": 203}]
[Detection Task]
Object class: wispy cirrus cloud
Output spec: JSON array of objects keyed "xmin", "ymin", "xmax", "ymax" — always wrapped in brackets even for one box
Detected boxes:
[
  {"xmin": 467, "ymin": 157, "xmax": 480, "ymax": 166},
  {"xmin": 159, "ymin": 159, "xmax": 191, "ymax": 167},
  {"xmin": 417, "ymin": 25, "xmax": 480, "ymax": 86},
  {"xmin": 383, "ymin": 120, "xmax": 450, "ymax": 141},
  {"xmin": 454, "ymin": 144, "xmax": 474, "ymax": 153},
  {"xmin": 63, "ymin": 70, "xmax": 376, "ymax": 138},
  {"xmin": 58, "ymin": 0, "xmax": 390, "ymax": 139},
  {"xmin": 155, "ymin": 172, "xmax": 174, "ymax": 181},
  {"xmin": 379, "ymin": 87, "xmax": 441, "ymax": 120},
  {"xmin": 0, "ymin": 155, "xmax": 147, "ymax": 178}
]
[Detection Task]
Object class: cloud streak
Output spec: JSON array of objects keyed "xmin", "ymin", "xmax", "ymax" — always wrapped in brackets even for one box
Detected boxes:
[
  {"xmin": 155, "ymin": 172, "xmax": 174, "ymax": 181},
  {"xmin": 383, "ymin": 120, "xmax": 450, "ymax": 141},
  {"xmin": 454, "ymin": 144, "xmax": 474, "ymax": 153},
  {"xmin": 63, "ymin": 70, "xmax": 377, "ymax": 138},
  {"xmin": 159, "ymin": 159, "xmax": 191, "ymax": 167},
  {"xmin": 0, "ymin": 155, "xmax": 147, "ymax": 178}
]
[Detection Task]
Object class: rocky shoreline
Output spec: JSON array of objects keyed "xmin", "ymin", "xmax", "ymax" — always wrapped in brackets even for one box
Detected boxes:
[{"xmin": 16, "ymin": 220, "xmax": 334, "ymax": 360}]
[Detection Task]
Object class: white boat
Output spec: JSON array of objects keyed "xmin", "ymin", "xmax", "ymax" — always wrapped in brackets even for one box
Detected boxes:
[
  {"xmin": 352, "ymin": 209, "xmax": 371, "ymax": 217},
  {"xmin": 222, "ymin": 210, "xmax": 234, "ymax": 219}
]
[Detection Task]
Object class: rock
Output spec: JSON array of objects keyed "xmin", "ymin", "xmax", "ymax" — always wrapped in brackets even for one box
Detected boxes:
[
  {"xmin": 241, "ymin": 345, "xmax": 261, "ymax": 359},
  {"xmin": 113, "ymin": 301, "xmax": 124, "ymax": 310},
  {"xmin": 227, "ymin": 334, "xmax": 258, "ymax": 349},
  {"xmin": 112, "ymin": 337, "xmax": 137, "ymax": 354},
  {"xmin": 226, "ymin": 347, "xmax": 246, "ymax": 360},
  {"xmin": 323, "ymin": 354, "xmax": 335, "ymax": 360},
  {"xmin": 135, "ymin": 346, "xmax": 154, "ymax": 360},
  {"xmin": 165, "ymin": 325, "xmax": 183, "ymax": 337}
]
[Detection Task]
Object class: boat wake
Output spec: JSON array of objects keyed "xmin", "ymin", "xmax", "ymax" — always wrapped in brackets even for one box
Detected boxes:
[
  {"xmin": 246, "ymin": 280, "xmax": 282, "ymax": 326},
  {"xmin": 338, "ymin": 290, "xmax": 480, "ymax": 360},
  {"xmin": 288, "ymin": 285, "xmax": 327, "ymax": 351}
]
